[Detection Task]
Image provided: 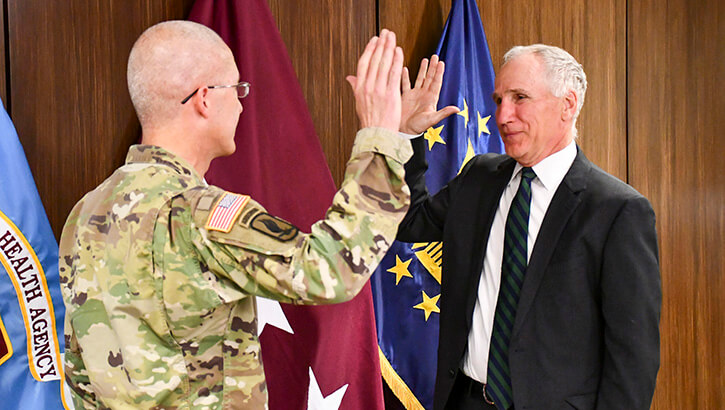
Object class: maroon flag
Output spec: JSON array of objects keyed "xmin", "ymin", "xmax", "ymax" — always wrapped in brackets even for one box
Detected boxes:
[{"xmin": 189, "ymin": 1, "xmax": 384, "ymax": 409}]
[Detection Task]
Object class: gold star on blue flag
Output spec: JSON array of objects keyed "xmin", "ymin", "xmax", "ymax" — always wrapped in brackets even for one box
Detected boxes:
[{"xmin": 371, "ymin": 0, "xmax": 504, "ymax": 408}]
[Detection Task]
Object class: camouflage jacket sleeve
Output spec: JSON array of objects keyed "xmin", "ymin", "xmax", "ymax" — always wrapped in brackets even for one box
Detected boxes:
[
  {"xmin": 173, "ymin": 127, "xmax": 412, "ymax": 304},
  {"xmin": 62, "ymin": 309, "xmax": 95, "ymax": 409},
  {"xmin": 58, "ymin": 203, "xmax": 100, "ymax": 409}
]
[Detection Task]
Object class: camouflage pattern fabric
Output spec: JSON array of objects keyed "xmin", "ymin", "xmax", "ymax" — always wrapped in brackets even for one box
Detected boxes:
[{"xmin": 58, "ymin": 127, "xmax": 412, "ymax": 409}]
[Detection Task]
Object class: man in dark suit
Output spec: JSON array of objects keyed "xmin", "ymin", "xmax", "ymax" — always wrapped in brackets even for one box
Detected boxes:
[{"xmin": 399, "ymin": 45, "xmax": 661, "ymax": 409}]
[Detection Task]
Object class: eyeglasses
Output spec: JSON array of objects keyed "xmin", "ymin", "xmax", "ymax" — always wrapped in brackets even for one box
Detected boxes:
[{"xmin": 180, "ymin": 81, "xmax": 250, "ymax": 104}]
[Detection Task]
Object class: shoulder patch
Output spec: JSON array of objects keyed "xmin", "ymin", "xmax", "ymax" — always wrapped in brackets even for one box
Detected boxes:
[
  {"xmin": 239, "ymin": 206, "xmax": 262, "ymax": 227},
  {"xmin": 250, "ymin": 213, "xmax": 299, "ymax": 242},
  {"xmin": 205, "ymin": 192, "xmax": 250, "ymax": 233},
  {"xmin": 196, "ymin": 194, "xmax": 216, "ymax": 211}
]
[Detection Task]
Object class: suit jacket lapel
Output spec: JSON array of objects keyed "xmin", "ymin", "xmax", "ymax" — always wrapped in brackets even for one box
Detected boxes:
[
  {"xmin": 512, "ymin": 148, "xmax": 591, "ymax": 337},
  {"xmin": 460, "ymin": 158, "xmax": 517, "ymax": 324}
]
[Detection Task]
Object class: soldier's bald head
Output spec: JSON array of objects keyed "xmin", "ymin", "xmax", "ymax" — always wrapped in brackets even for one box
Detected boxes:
[{"xmin": 127, "ymin": 20, "xmax": 235, "ymax": 128}]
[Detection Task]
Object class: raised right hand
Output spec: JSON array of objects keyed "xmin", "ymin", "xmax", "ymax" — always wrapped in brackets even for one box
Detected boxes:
[{"xmin": 345, "ymin": 29, "xmax": 404, "ymax": 133}]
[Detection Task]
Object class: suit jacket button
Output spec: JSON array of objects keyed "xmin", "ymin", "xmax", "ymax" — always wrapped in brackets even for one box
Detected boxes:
[{"xmin": 448, "ymin": 368, "xmax": 456, "ymax": 378}]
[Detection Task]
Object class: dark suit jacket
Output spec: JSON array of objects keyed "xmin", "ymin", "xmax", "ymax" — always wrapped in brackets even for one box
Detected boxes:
[{"xmin": 397, "ymin": 138, "xmax": 661, "ymax": 410}]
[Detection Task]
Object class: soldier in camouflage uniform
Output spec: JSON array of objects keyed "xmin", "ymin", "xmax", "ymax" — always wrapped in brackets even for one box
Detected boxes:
[{"xmin": 59, "ymin": 21, "xmax": 416, "ymax": 409}]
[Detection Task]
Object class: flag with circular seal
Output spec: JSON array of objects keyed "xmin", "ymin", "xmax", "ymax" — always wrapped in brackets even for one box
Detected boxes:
[{"xmin": 0, "ymin": 100, "xmax": 71, "ymax": 409}]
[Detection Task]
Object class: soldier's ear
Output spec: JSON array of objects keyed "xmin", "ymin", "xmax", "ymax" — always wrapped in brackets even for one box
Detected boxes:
[{"xmin": 193, "ymin": 87, "xmax": 212, "ymax": 119}]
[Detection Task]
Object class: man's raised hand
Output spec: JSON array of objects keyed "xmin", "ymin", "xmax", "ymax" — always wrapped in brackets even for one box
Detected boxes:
[{"xmin": 400, "ymin": 55, "xmax": 459, "ymax": 135}]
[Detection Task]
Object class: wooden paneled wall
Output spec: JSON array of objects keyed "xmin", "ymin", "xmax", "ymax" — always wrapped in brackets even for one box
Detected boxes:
[
  {"xmin": 381, "ymin": 0, "xmax": 627, "ymax": 180},
  {"xmin": 5, "ymin": 0, "xmax": 196, "ymax": 239},
  {"xmin": 0, "ymin": 3, "xmax": 6, "ymax": 105},
  {"xmin": 2, "ymin": 0, "xmax": 721, "ymax": 408},
  {"xmin": 628, "ymin": 0, "xmax": 724, "ymax": 408},
  {"xmin": 268, "ymin": 0, "xmax": 376, "ymax": 186}
]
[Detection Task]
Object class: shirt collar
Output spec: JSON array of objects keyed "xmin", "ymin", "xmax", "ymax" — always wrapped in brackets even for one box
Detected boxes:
[
  {"xmin": 511, "ymin": 140, "xmax": 577, "ymax": 191},
  {"xmin": 125, "ymin": 144, "xmax": 204, "ymax": 183}
]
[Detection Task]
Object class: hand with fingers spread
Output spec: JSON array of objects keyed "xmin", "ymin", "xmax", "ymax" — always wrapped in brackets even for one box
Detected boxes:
[
  {"xmin": 346, "ymin": 29, "xmax": 404, "ymax": 132},
  {"xmin": 400, "ymin": 55, "xmax": 460, "ymax": 135}
]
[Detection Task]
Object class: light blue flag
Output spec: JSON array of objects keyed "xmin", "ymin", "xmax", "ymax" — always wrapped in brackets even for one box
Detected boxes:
[
  {"xmin": 0, "ymin": 100, "xmax": 70, "ymax": 409},
  {"xmin": 372, "ymin": 0, "xmax": 503, "ymax": 408}
]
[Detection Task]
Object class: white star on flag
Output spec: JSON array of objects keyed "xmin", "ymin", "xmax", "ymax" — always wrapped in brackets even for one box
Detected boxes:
[
  {"xmin": 256, "ymin": 297, "xmax": 294, "ymax": 336},
  {"xmin": 307, "ymin": 367, "xmax": 348, "ymax": 410}
]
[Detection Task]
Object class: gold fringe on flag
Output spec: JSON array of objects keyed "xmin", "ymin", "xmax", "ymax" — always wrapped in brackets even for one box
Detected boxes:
[{"xmin": 379, "ymin": 347, "xmax": 425, "ymax": 410}]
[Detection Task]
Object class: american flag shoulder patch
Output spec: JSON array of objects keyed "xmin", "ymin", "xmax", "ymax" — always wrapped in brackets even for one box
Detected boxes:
[{"xmin": 205, "ymin": 192, "xmax": 250, "ymax": 233}]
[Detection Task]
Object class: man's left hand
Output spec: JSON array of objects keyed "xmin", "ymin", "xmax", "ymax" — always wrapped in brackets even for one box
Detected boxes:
[{"xmin": 400, "ymin": 55, "xmax": 460, "ymax": 135}]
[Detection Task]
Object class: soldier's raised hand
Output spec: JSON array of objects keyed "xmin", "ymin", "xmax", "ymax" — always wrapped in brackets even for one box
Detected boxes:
[{"xmin": 346, "ymin": 29, "xmax": 404, "ymax": 133}]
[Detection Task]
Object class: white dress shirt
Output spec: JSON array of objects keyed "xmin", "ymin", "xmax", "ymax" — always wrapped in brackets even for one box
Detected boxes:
[{"xmin": 461, "ymin": 141, "xmax": 577, "ymax": 383}]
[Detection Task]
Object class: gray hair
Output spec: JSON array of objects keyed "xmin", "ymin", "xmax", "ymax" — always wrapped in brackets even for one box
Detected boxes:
[
  {"xmin": 503, "ymin": 44, "xmax": 587, "ymax": 133},
  {"xmin": 127, "ymin": 20, "xmax": 232, "ymax": 127}
]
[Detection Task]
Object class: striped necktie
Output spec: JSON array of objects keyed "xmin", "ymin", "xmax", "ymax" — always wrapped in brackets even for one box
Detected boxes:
[{"xmin": 486, "ymin": 167, "xmax": 536, "ymax": 410}]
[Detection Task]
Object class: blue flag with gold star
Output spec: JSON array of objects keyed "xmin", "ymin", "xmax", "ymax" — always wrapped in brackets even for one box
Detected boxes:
[{"xmin": 372, "ymin": 0, "xmax": 502, "ymax": 408}]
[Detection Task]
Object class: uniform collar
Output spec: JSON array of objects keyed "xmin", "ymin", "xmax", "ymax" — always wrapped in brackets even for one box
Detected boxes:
[{"xmin": 125, "ymin": 144, "xmax": 204, "ymax": 183}]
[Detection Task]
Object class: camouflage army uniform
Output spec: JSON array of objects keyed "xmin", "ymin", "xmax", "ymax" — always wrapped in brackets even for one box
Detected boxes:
[{"xmin": 58, "ymin": 127, "xmax": 412, "ymax": 409}]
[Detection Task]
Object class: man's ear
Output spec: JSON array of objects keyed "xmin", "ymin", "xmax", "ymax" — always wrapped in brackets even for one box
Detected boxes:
[
  {"xmin": 562, "ymin": 89, "xmax": 578, "ymax": 121},
  {"xmin": 193, "ymin": 87, "xmax": 211, "ymax": 119}
]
